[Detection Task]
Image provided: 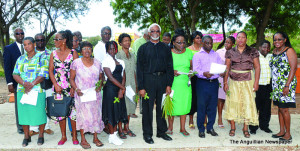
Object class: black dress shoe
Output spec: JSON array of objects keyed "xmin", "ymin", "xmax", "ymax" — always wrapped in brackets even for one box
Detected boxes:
[
  {"xmin": 199, "ymin": 132, "xmax": 205, "ymax": 138},
  {"xmin": 262, "ymin": 128, "xmax": 272, "ymax": 133},
  {"xmin": 18, "ymin": 129, "xmax": 24, "ymax": 134},
  {"xmin": 279, "ymin": 136, "xmax": 292, "ymax": 141},
  {"xmin": 144, "ymin": 136, "xmax": 154, "ymax": 144},
  {"xmin": 272, "ymin": 133, "xmax": 285, "ymax": 138},
  {"xmin": 207, "ymin": 129, "xmax": 218, "ymax": 136},
  {"xmin": 157, "ymin": 134, "xmax": 172, "ymax": 141},
  {"xmin": 250, "ymin": 130, "xmax": 256, "ymax": 134}
]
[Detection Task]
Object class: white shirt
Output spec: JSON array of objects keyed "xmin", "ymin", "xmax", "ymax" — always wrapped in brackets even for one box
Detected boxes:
[
  {"xmin": 93, "ymin": 41, "xmax": 107, "ymax": 63},
  {"xmin": 16, "ymin": 42, "xmax": 23, "ymax": 54},
  {"xmin": 102, "ymin": 54, "xmax": 125, "ymax": 80}
]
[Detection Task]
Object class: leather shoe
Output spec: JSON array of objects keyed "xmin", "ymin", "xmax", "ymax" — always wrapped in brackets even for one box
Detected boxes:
[
  {"xmin": 207, "ymin": 129, "xmax": 218, "ymax": 136},
  {"xmin": 250, "ymin": 130, "xmax": 256, "ymax": 134},
  {"xmin": 262, "ymin": 128, "xmax": 272, "ymax": 133},
  {"xmin": 157, "ymin": 134, "xmax": 172, "ymax": 141},
  {"xmin": 18, "ymin": 129, "xmax": 24, "ymax": 134},
  {"xmin": 199, "ymin": 132, "xmax": 205, "ymax": 138},
  {"xmin": 144, "ymin": 136, "xmax": 154, "ymax": 144}
]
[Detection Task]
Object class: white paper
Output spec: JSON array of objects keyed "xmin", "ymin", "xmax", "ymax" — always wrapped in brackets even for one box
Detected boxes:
[
  {"xmin": 126, "ymin": 86, "xmax": 136, "ymax": 104},
  {"xmin": 177, "ymin": 71, "xmax": 193, "ymax": 75},
  {"xmin": 161, "ymin": 90, "xmax": 174, "ymax": 109},
  {"xmin": 20, "ymin": 90, "xmax": 38, "ymax": 106},
  {"xmin": 209, "ymin": 63, "xmax": 226, "ymax": 74},
  {"xmin": 80, "ymin": 87, "xmax": 97, "ymax": 102}
]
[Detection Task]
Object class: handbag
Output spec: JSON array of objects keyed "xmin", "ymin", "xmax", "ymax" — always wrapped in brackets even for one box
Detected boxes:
[
  {"xmin": 41, "ymin": 79, "xmax": 53, "ymax": 90},
  {"xmin": 46, "ymin": 93, "xmax": 73, "ymax": 119}
]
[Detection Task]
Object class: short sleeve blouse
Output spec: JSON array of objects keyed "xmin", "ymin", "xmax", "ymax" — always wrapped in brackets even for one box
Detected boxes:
[{"xmin": 225, "ymin": 45, "xmax": 259, "ymax": 81}]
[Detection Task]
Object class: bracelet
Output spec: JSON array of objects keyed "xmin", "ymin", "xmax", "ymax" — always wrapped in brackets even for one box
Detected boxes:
[{"xmin": 284, "ymin": 85, "xmax": 289, "ymax": 87}]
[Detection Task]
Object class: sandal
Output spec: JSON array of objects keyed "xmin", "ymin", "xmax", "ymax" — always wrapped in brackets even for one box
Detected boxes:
[
  {"xmin": 93, "ymin": 139, "xmax": 104, "ymax": 147},
  {"xmin": 118, "ymin": 132, "xmax": 127, "ymax": 139},
  {"xmin": 37, "ymin": 137, "xmax": 44, "ymax": 145},
  {"xmin": 180, "ymin": 131, "xmax": 190, "ymax": 137},
  {"xmin": 189, "ymin": 124, "xmax": 195, "ymax": 129},
  {"xmin": 126, "ymin": 130, "xmax": 136, "ymax": 137},
  {"xmin": 80, "ymin": 142, "xmax": 91, "ymax": 149},
  {"xmin": 229, "ymin": 129, "xmax": 235, "ymax": 137},
  {"xmin": 166, "ymin": 130, "xmax": 173, "ymax": 135},
  {"xmin": 22, "ymin": 137, "xmax": 31, "ymax": 147},
  {"xmin": 243, "ymin": 130, "xmax": 250, "ymax": 138}
]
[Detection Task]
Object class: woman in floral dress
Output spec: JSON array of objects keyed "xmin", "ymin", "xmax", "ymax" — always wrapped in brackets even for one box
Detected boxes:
[
  {"xmin": 49, "ymin": 30, "xmax": 79, "ymax": 145},
  {"xmin": 70, "ymin": 41, "xmax": 105, "ymax": 149},
  {"xmin": 270, "ymin": 32, "xmax": 297, "ymax": 141}
]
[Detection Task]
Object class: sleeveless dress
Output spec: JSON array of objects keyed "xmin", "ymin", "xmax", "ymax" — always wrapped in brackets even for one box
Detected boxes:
[
  {"xmin": 269, "ymin": 49, "xmax": 297, "ymax": 108},
  {"xmin": 102, "ymin": 65, "xmax": 128, "ymax": 127},
  {"xmin": 170, "ymin": 49, "xmax": 193, "ymax": 115},
  {"xmin": 52, "ymin": 49, "xmax": 76, "ymax": 120}
]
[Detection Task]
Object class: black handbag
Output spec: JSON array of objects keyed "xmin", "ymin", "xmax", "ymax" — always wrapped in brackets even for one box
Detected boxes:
[
  {"xmin": 41, "ymin": 79, "xmax": 53, "ymax": 90},
  {"xmin": 46, "ymin": 94, "xmax": 73, "ymax": 120}
]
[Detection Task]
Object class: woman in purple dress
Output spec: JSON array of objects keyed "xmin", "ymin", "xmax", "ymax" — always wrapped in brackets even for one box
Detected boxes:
[{"xmin": 70, "ymin": 41, "xmax": 105, "ymax": 149}]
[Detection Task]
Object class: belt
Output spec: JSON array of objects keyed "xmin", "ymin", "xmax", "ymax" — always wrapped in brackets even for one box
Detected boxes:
[
  {"xmin": 199, "ymin": 78, "xmax": 218, "ymax": 82},
  {"xmin": 151, "ymin": 72, "xmax": 165, "ymax": 76}
]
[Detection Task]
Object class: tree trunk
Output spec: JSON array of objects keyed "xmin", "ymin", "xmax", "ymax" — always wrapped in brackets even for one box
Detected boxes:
[
  {"xmin": 217, "ymin": 14, "xmax": 226, "ymax": 50},
  {"xmin": 255, "ymin": 0, "xmax": 275, "ymax": 49},
  {"xmin": 165, "ymin": 0, "xmax": 179, "ymax": 30}
]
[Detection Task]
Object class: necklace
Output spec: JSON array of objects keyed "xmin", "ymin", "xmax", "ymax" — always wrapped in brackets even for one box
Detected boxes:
[
  {"xmin": 173, "ymin": 48, "xmax": 182, "ymax": 53},
  {"xmin": 276, "ymin": 46, "xmax": 286, "ymax": 54}
]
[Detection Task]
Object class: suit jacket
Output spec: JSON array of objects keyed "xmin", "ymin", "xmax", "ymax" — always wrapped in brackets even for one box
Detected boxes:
[{"xmin": 3, "ymin": 42, "xmax": 21, "ymax": 89}]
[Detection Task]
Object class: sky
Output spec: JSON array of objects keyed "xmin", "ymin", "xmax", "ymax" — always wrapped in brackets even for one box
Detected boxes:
[{"xmin": 24, "ymin": 1, "xmax": 248, "ymax": 39}]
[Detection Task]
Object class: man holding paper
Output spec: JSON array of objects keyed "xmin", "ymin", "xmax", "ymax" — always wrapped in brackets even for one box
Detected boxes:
[{"xmin": 192, "ymin": 35, "xmax": 223, "ymax": 138}]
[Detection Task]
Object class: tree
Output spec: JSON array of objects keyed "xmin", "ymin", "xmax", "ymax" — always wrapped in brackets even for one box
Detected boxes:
[
  {"xmin": 111, "ymin": 0, "xmax": 172, "ymax": 34},
  {"xmin": 240, "ymin": 0, "xmax": 300, "ymax": 48}
]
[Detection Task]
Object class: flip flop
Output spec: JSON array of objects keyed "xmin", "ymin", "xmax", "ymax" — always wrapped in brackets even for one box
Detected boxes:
[
  {"xmin": 218, "ymin": 125, "xmax": 225, "ymax": 128},
  {"xmin": 80, "ymin": 142, "xmax": 91, "ymax": 149},
  {"xmin": 93, "ymin": 140, "xmax": 104, "ymax": 147},
  {"xmin": 166, "ymin": 130, "xmax": 173, "ymax": 135},
  {"xmin": 180, "ymin": 131, "xmax": 190, "ymax": 137},
  {"xmin": 189, "ymin": 124, "xmax": 195, "ymax": 129}
]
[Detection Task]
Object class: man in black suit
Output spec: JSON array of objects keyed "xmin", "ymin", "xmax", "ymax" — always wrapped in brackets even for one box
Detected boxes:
[{"xmin": 3, "ymin": 28, "xmax": 25, "ymax": 134}]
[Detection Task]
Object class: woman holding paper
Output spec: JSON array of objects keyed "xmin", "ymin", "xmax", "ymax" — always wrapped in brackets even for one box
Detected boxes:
[
  {"xmin": 223, "ymin": 31, "xmax": 260, "ymax": 138},
  {"xmin": 13, "ymin": 37, "xmax": 48, "ymax": 147},
  {"xmin": 186, "ymin": 31, "xmax": 203, "ymax": 129},
  {"xmin": 102, "ymin": 41, "xmax": 128, "ymax": 145},
  {"xmin": 70, "ymin": 41, "xmax": 105, "ymax": 149},
  {"xmin": 116, "ymin": 33, "xmax": 137, "ymax": 138},
  {"xmin": 166, "ymin": 29, "xmax": 193, "ymax": 136}
]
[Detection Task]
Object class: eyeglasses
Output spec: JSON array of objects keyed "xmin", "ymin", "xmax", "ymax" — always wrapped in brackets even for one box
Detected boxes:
[
  {"xmin": 176, "ymin": 42, "xmax": 186, "ymax": 45},
  {"xmin": 274, "ymin": 38, "xmax": 284, "ymax": 42},
  {"xmin": 53, "ymin": 38, "xmax": 63, "ymax": 41},
  {"xmin": 82, "ymin": 47, "xmax": 92, "ymax": 51},
  {"xmin": 36, "ymin": 39, "xmax": 45, "ymax": 42},
  {"xmin": 102, "ymin": 32, "xmax": 111, "ymax": 36},
  {"xmin": 150, "ymin": 30, "xmax": 160, "ymax": 33},
  {"xmin": 15, "ymin": 32, "xmax": 24, "ymax": 35}
]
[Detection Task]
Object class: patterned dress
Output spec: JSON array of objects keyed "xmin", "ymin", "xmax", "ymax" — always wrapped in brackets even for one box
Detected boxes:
[
  {"xmin": 70, "ymin": 58, "xmax": 104, "ymax": 133},
  {"xmin": 13, "ymin": 52, "xmax": 48, "ymax": 125},
  {"xmin": 270, "ymin": 50, "xmax": 297, "ymax": 108},
  {"xmin": 52, "ymin": 49, "xmax": 76, "ymax": 119}
]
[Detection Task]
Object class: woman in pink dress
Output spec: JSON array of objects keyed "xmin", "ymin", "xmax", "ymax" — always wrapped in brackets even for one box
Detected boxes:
[
  {"xmin": 216, "ymin": 36, "xmax": 235, "ymax": 128},
  {"xmin": 70, "ymin": 41, "xmax": 105, "ymax": 149}
]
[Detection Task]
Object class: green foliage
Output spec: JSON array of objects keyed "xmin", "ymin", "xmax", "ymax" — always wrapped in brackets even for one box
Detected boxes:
[
  {"xmin": 86, "ymin": 36, "xmax": 101, "ymax": 47},
  {"xmin": 162, "ymin": 94, "xmax": 174, "ymax": 119}
]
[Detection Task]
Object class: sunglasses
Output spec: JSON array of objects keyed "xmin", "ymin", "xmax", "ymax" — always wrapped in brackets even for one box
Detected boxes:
[
  {"xmin": 15, "ymin": 32, "xmax": 24, "ymax": 35},
  {"xmin": 150, "ymin": 30, "xmax": 160, "ymax": 33},
  {"xmin": 36, "ymin": 39, "xmax": 45, "ymax": 42},
  {"xmin": 53, "ymin": 38, "xmax": 63, "ymax": 41}
]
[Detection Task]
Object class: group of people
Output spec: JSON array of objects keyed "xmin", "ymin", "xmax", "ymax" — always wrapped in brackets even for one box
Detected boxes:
[{"xmin": 3, "ymin": 23, "xmax": 296, "ymax": 148}]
